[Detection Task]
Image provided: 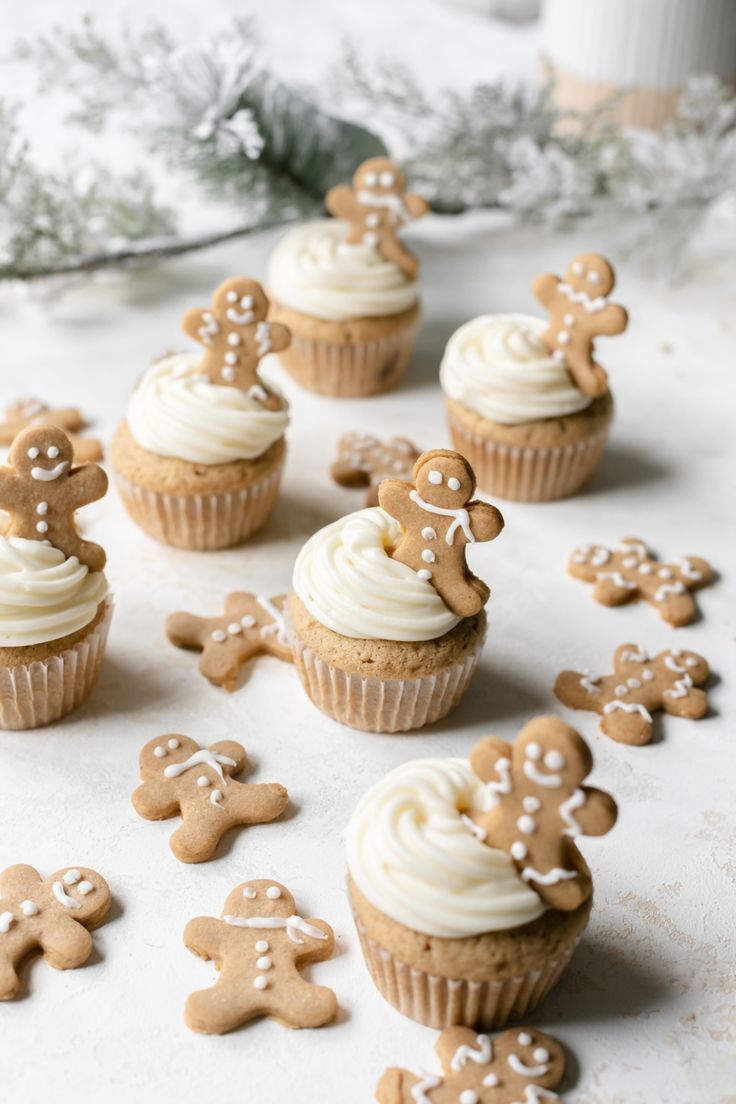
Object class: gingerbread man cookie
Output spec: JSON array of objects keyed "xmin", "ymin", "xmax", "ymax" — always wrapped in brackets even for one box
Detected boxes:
[
  {"xmin": 0, "ymin": 398, "xmax": 102, "ymax": 462},
  {"xmin": 0, "ymin": 425, "xmax": 107, "ymax": 571},
  {"xmin": 554, "ymin": 644, "xmax": 710, "ymax": 746},
  {"xmin": 376, "ymin": 1026, "xmax": 566, "ymax": 1104},
  {"xmin": 532, "ymin": 253, "xmax": 628, "ymax": 397},
  {"xmin": 132, "ymin": 734, "xmax": 288, "ymax": 863},
  {"xmin": 165, "ymin": 592, "xmax": 292, "ymax": 691},
  {"xmin": 181, "ymin": 276, "xmax": 290, "ymax": 402},
  {"xmin": 184, "ymin": 879, "xmax": 337, "ymax": 1034},
  {"xmin": 569, "ymin": 537, "xmax": 714, "ymax": 626},
  {"xmin": 0, "ymin": 864, "xmax": 111, "ymax": 1000},
  {"xmin": 331, "ymin": 431, "xmax": 421, "ymax": 506},
  {"xmin": 326, "ymin": 157, "xmax": 429, "ymax": 279},
  {"xmin": 378, "ymin": 449, "xmax": 504, "ymax": 618},
  {"xmin": 470, "ymin": 716, "xmax": 617, "ymax": 910}
]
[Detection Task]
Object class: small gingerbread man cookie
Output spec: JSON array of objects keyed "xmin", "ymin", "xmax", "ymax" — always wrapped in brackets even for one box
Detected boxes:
[
  {"xmin": 470, "ymin": 716, "xmax": 617, "ymax": 910},
  {"xmin": 165, "ymin": 592, "xmax": 292, "ymax": 691},
  {"xmin": 0, "ymin": 398, "xmax": 102, "ymax": 462},
  {"xmin": 0, "ymin": 864, "xmax": 111, "ymax": 1000},
  {"xmin": 376, "ymin": 1025, "xmax": 566, "ymax": 1104},
  {"xmin": 132, "ymin": 734, "xmax": 288, "ymax": 863},
  {"xmin": 555, "ymin": 644, "xmax": 710, "ymax": 746},
  {"xmin": 326, "ymin": 157, "xmax": 429, "ymax": 279},
  {"xmin": 184, "ymin": 879, "xmax": 337, "ymax": 1034},
  {"xmin": 532, "ymin": 253, "xmax": 628, "ymax": 397},
  {"xmin": 378, "ymin": 449, "xmax": 504, "ymax": 618},
  {"xmin": 569, "ymin": 537, "xmax": 714, "ymax": 626},
  {"xmin": 181, "ymin": 276, "xmax": 290, "ymax": 401},
  {"xmin": 331, "ymin": 431, "xmax": 421, "ymax": 506},
  {"xmin": 0, "ymin": 425, "xmax": 107, "ymax": 571}
]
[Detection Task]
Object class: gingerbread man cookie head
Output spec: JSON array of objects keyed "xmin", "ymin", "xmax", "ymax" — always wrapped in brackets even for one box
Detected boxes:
[
  {"xmin": 223, "ymin": 879, "xmax": 296, "ymax": 923},
  {"xmin": 413, "ymin": 448, "xmax": 476, "ymax": 510},
  {"xmin": 353, "ymin": 156, "xmax": 407, "ymax": 198},
  {"xmin": 9, "ymin": 424, "xmax": 74, "ymax": 480},
  {"xmin": 45, "ymin": 866, "xmax": 111, "ymax": 925},
  {"xmin": 564, "ymin": 252, "xmax": 616, "ymax": 298}
]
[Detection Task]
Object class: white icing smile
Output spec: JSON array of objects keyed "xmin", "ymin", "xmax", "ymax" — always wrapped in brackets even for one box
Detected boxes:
[{"xmin": 31, "ymin": 461, "xmax": 69, "ymax": 482}]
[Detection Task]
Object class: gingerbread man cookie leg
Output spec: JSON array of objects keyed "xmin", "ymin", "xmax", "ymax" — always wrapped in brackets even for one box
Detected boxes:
[
  {"xmin": 183, "ymin": 880, "xmax": 336, "ymax": 1034},
  {"xmin": 379, "ymin": 448, "xmax": 504, "ymax": 618}
]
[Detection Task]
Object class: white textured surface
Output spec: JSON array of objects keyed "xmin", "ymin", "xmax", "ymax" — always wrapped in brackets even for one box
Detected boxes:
[{"xmin": 1, "ymin": 3, "xmax": 735, "ymax": 1103}]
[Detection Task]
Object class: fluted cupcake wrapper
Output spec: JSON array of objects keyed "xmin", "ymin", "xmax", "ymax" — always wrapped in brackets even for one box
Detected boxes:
[
  {"xmin": 447, "ymin": 413, "xmax": 610, "ymax": 502},
  {"xmin": 354, "ymin": 916, "xmax": 584, "ymax": 1030},
  {"xmin": 277, "ymin": 320, "xmax": 419, "ymax": 397},
  {"xmin": 0, "ymin": 599, "xmax": 113, "ymax": 731},
  {"xmin": 115, "ymin": 461, "xmax": 284, "ymax": 551},
  {"xmin": 291, "ymin": 631, "xmax": 484, "ymax": 733}
]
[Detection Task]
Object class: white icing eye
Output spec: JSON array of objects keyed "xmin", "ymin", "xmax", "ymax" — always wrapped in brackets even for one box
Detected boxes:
[
  {"xmin": 243, "ymin": 887, "xmax": 257, "ymax": 899},
  {"xmin": 525, "ymin": 742, "xmax": 542, "ymax": 761},
  {"xmin": 27, "ymin": 447, "xmax": 39, "ymax": 459},
  {"xmin": 587, "ymin": 270, "xmax": 601, "ymax": 284},
  {"xmin": 615, "ymin": 685, "xmax": 628, "ymax": 696},
  {"xmin": 266, "ymin": 886, "xmax": 281, "ymax": 899},
  {"xmin": 47, "ymin": 446, "xmax": 59, "ymax": 459},
  {"xmin": 543, "ymin": 749, "xmax": 564, "ymax": 770},
  {"xmin": 240, "ymin": 295, "xmax": 254, "ymax": 309},
  {"xmin": 517, "ymin": 1031, "xmax": 532, "ymax": 1046},
  {"xmin": 168, "ymin": 738, "xmax": 179, "ymax": 750},
  {"xmin": 428, "ymin": 470, "xmax": 443, "ymax": 485},
  {"xmin": 379, "ymin": 170, "xmax": 395, "ymax": 187},
  {"xmin": 196, "ymin": 776, "xmax": 211, "ymax": 787},
  {"xmin": 447, "ymin": 476, "xmax": 461, "ymax": 491},
  {"xmin": 363, "ymin": 171, "xmax": 378, "ymax": 186},
  {"xmin": 571, "ymin": 261, "xmax": 584, "ymax": 276},
  {"xmin": 533, "ymin": 1047, "xmax": 549, "ymax": 1062},
  {"xmin": 226, "ymin": 290, "xmax": 238, "ymax": 302},
  {"xmin": 153, "ymin": 746, "xmax": 166, "ymax": 758},
  {"xmin": 63, "ymin": 869, "xmax": 82, "ymax": 886},
  {"xmin": 77, "ymin": 881, "xmax": 93, "ymax": 895}
]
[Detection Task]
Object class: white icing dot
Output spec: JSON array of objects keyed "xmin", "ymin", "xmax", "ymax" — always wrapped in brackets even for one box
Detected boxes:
[
  {"xmin": 221, "ymin": 367, "xmax": 236, "ymax": 382},
  {"xmin": 266, "ymin": 886, "xmax": 281, "ymax": 900},
  {"xmin": 243, "ymin": 887, "xmax": 257, "ymax": 899},
  {"xmin": 518, "ymin": 1031, "xmax": 532, "ymax": 1046},
  {"xmin": 211, "ymin": 629, "xmax": 227, "ymax": 642},
  {"xmin": 615, "ymin": 685, "xmax": 628, "ymax": 697},
  {"xmin": 27, "ymin": 447, "xmax": 39, "ymax": 459},
  {"xmin": 366, "ymin": 212, "xmax": 380, "ymax": 227},
  {"xmin": 417, "ymin": 568, "xmax": 432, "ymax": 580},
  {"xmin": 421, "ymin": 527, "xmax": 436, "ymax": 541},
  {"xmin": 447, "ymin": 476, "xmax": 461, "ymax": 491},
  {"xmin": 571, "ymin": 261, "xmax": 584, "ymax": 276},
  {"xmin": 525, "ymin": 742, "xmax": 542, "ymax": 760},
  {"xmin": 517, "ymin": 815, "xmax": 536, "ymax": 835},
  {"xmin": 240, "ymin": 295, "xmax": 254, "ymax": 309},
  {"xmin": 627, "ymin": 677, "xmax": 641, "ymax": 688},
  {"xmin": 256, "ymin": 956, "xmax": 272, "ymax": 970},
  {"xmin": 226, "ymin": 290, "xmax": 238, "ymax": 302},
  {"xmin": 153, "ymin": 746, "xmax": 166, "ymax": 758},
  {"xmin": 659, "ymin": 568, "xmax": 672, "ymax": 579},
  {"xmin": 421, "ymin": 549, "xmax": 435, "ymax": 563},
  {"xmin": 196, "ymin": 776, "xmax": 211, "ymax": 787},
  {"xmin": 364, "ymin": 171, "xmax": 378, "ymax": 186},
  {"xmin": 47, "ymin": 446, "xmax": 59, "ymax": 459},
  {"xmin": 36, "ymin": 501, "xmax": 48, "ymax": 515},
  {"xmin": 20, "ymin": 900, "xmax": 38, "ymax": 916},
  {"xmin": 362, "ymin": 231, "xmax": 379, "ymax": 248},
  {"xmin": 379, "ymin": 171, "xmax": 395, "ymax": 187},
  {"xmin": 241, "ymin": 615, "xmax": 256, "ymax": 629},
  {"xmin": 623, "ymin": 556, "xmax": 638, "ymax": 568},
  {"xmin": 563, "ymin": 313, "xmax": 575, "ymax": 326},
  {"xmin": 227, "ymin": 333, "xmax": 241, "ymax": 346},
  {"xmin": 522, "ymin": 796, "xmax": 541, "ymax": 813},
  {"xmin": 483, "ymin": 1073, "xmax": 499, "ymax": 1088},
  {"xmin": 255, "ymin": 940, "xmax": 269, "ymax": 953},
  {"xmin": 77, "ymin": 881, "xmax": 93, "ymax": 896},
  {"xmin": 639, "ymin": 563, "xmax": 653, "ymax": 574},
  {"xmin": 36, "ymin": 521, "xmax": 48, "ymax": 533},
  {"xmin": 544, "ymin": 749, "xmax": 564, "ymax": 770},
  {"xmin": 588, "ymin": 270, "xmax": 601, "ymax": 284},
  {"xmin": 533, "ymin": 1047, "xmax": 549, "ymax": 1062},
  {"xmin": 168, "ymin": 739, "xmax": 179, "ymax": 750},
  {"xmin": 253, "ymin": 976, "xmax": 268, "ymax": 990},
  {"xmin": 63, "ymin": 869, "xmax": 81, "ymax": 886},
  {"xmin": 510, "ymin": 841, "xmax": 527, "ymax": 860},
  {"xmin": 460, "ymin": 1092, "xmax": 478, "ymax": 1104},
  {"xmin": 643, "ymin": 670, "xmax": 655, "ymax": 681},
  {"xmin": 227, "ymin": 622, "xmax": 242, "ymax": 635},
  {"xmin": 557, "ymin": 330, "xmax": 571, "ymax": 345},
  {"xmin": 553, "ymin": 349, "xmax": 566, "ymax": 362},
  {"xmin": 428, "ymin": 469, "xmax": 443, "ymax": 485},
  {"xmin": 224, "ymin": 351, "xmax": 238, "ymax": 365}
]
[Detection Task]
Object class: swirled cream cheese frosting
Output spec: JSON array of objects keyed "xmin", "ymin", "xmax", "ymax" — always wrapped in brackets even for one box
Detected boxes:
[
  {"xmin": 0, "ymin": 536, "xmax": 108, "ymax": 647},
  {"xmin": 127, "ymin": 354, "xmax": 289, "ymax": 465},
  {"xmin": 292, "ymin": 507, "xmax": 460, "ymax": 642},
  {"xmin": 268, "ymin": 219, "xmax": 418, "ymax": 322},
  {"xmin": 439, "ymin": 313, "xmax": 593, "ymax": 425},
  {"xmin": 347, "ymin": 757, "xmax": 546, "ymax": 937}
]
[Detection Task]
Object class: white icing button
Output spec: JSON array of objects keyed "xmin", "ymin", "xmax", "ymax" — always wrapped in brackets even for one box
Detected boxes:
[
  {"xmin": 483, "ymin": 1074, "xmax": 499, "ymax": 1088},
  {"xmin": 447, "ymin": 477, "xmax": 461, "ymax": 491},
  {"xmin": 460, "ymin": 1092, "xmax": 478, "ymax": 1104},
  {"xmin": 211, "ymin": 629, "xmax": 227, "ymax": 642},
  {"xmin": 36, "ymin": 501, "xmax": 48, "ymax": 514},
  {"xmin": 20, "ymin": 900, "xmax": 38, "ymax": 916},
  {"xmin": 366, "ymin": 212, "xmax": 380, "ymax": 227},
  {"xmin": 168, "ymin": 739, "xmax": 179, "ymax": 749},
  {"xmin": 224, "ymin": 351, "xmax": 238, "ymax": 364},
  {"xmin": 417, "ymin": 569, "xmax": 432, "ymax": 580},
  {"xmin": 615, "ymin": 685, "xmax": 628, "ymax": 696},
  {"xmin": 421, "ymin": 527, "xmax": 436, "ymax": 541},
  {"xmin": 557, "ymin": 330, "xmax": 571, "ymax": 345},
  {"xmin": 627, "ymin": 678, "xmax": 641, "ymax": 688},
  {"xmin": 153, "ymin": 746, "xmax": 166, "ymax": 758},
  {"xmin": 510, "ymin": 841, "xmax": 527, "ymax": 860},
  {"xmin": 639, "ymin": 563, "xmax": 653, "ymax": 574},
  {"xmin": 196, "ymin": 776, "xmax": 210, "ymax": 787},
  {"xmin": 77, "ymin": 881, "xmax": 93, "ymax": 895},
  {"xmin": 427, "ymin": 470, "xmax": 443, "ymax": 485},
  {"xmin": 256, "ymin": 956, "xmax": 272, "ymax": 970},
  {"xmin": 227, "ymin": 333, "xmax": 241, "ymax": 346},
  {"xmin": 36, "ymin": 521, "xmax": 48, "ymax": 533},
  {"xmin": 63, "ymin": 869, "xmax": 81, "ymax": 886},
  {"xmin": 222, "ymin": 367, "xmax": 236, "ymax": 382},
  {"xmin": 659, "ymin": 568, "xmax": 672, "ymax": 579},
  {"xmin": 517, "ymin": 1031, "xmax": 532, "ymax": 1046},
  {"xmin": 241, "ymin": 615, "xmax": 256, "ymax": 629},
  {"xmin": 563, "ymin": 313, "xmax": 575, "ymax": 326},
  {"xmin": 553, "ymin": 349, "xmax": 566, "ymax": 362},
  {"xmin": 243, "ymin": 887, "xmax": 257, "ymax": 899},
  {"xmin": 266, "ymin": 886, "xmax": 281, "ymax": 900},
  {"xmin": 522, "ymin": 796, "xmax": 541, "ymax": 813},
  {"xmin": 253, "ymin": 976, "xmax": 268, "ymax": 990},
  {"xmin": 517, "ymin": 815, "xmax": 536, "ymax": 835},
  {"xmin": 255, "ymin": 940, "xmax": 269, "ymax": 953},
  {"xmin": 421, "ymin": 549, "xmax": 435, "ymax": 563},
  {"xmin": 643, "ymin": 670, "xmax": 655, "ymax": 681},
  {"xmin": 227, "ymin": 623, "xmax": 242, "ymax": 635}
]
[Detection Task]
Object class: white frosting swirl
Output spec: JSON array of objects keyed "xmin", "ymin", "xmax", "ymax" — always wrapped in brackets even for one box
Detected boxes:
[
  {"xmin": 347, "ymin": 757, "xmax": 546, "ymax": 937},
  {"xmin": 268, "ymin": 219, "xmax": 418, "ymax": 322},
  {"xmin": 127, "ymin": 354, "xmax": 289, "ymax": 464},
  {"xmin": 440, "ymin": 313, "xmax": 593, "ymax": 424},
  {"xmin": 0, "ymin": 537, "xmax": 108, "ymax": 647},
  {"xmin": 293, "ymin": 507, "xmax": 460, "ymax": 642}
]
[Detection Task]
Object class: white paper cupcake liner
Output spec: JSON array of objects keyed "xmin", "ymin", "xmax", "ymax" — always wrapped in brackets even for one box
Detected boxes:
[
  {"xmin": 279, "ymin": 321, "xmax": 419, "ymax": 397},
  {"xmin": 291, "ymin": 631, "xmax": 484, "ymax": 733},
  {"xmin": 115, "ymin": 461, "xmax": 283, "ymax": 550},
  {"xmin": 447, "ymin": 414, "xmax": 610, "ymax": 502},
  {"xmin": 354, "ymin": 917, "xmax": 583, "ymax": 1029},
  {"xmin": 0, "ymin": 599, "xmax": 113, "ymax": 731}
]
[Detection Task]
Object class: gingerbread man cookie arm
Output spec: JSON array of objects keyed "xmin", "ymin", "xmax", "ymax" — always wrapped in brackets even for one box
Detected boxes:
[
  {"xmin": 325, "ymin": 183, "xmax": 363, "ymax": 221},
  {"xmin": 404, "ymin": 192, "xmax": 430, "ymax": 219},
  {"xmin": 573, "ymin": 787, "xmax": 618, "ymax": 837},
  {"xmin": 589, "ymin": 302, "xmax": 628, "ymax": 335},
  {"xmin": 263, "ymin": 321, "xmax": 290, "ymax": 355},
  {"xmin": 131, "ymin": 779, "xmax": 181, "ymax": 822},
  {"xmin": 289, "ymin": 917, "xmax": 335, "ymax": 965},
  {"xmin": 180, "ymin": 307, "xmax": 215, "ymax": 348},
  {"xmin": 376, "ymin": 478, "xmax": 412, "ymax": 523},
  {"xmin": 208, "ymin": 740, "xmax": 247, "ymax": 775},
  {"xmin": 374, "ymin": 1067, "xmax": 419, "ymax": 1104},
  {"xmin": 468, "ymin": 501, "xmax": 505, "ymax": 543},
  {"xmin": 532, "ymin": 272, "xmax": 562, "ymax": 309},
  {"xmin": 69, "ymin": 462, "xmax": 108, "ymax": 506},
  {"xmin": 183, "ymin": 916, "xmax": 230, "ymax": 963},
  {"xmin": 469, "ymin": 736, "xmax": 513, "ymax": 788},
  {"xmin": 0, "ymin": 467, "xmax": 16, "ymax": 511}
]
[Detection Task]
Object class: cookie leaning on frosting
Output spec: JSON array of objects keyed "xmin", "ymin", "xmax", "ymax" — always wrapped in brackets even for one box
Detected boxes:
[
  {"xmin": 110, "ymin": 276, "xmax": 290, "ymax": 551},
  {"xmin": 289, "ymin": 448, "xmax": 503, "ymax": 733},
  {"xmin": 440, "ymin": 253, "xmax": 628, "ymax": 502}
]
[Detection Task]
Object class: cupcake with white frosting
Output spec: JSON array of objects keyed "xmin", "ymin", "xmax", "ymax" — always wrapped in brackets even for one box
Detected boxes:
[
  {"xmin": 346, "ymin": 755, "xmax": 590, "ymax": 1028},
  {"xmin": 267, "ymin": 157, "xmax": 427, "ymax": 397},
  {"xmin": 440, "ymin": 312, "xmax": 614, "ymax": 501},
  {"xmin": 111, "ymin": 278, "xmax": 290, "ymax": 550}
]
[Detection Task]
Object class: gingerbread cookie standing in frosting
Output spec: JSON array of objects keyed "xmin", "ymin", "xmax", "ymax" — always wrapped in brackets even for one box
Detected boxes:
[
  {"xmin": 379, "ymin": 449, "xmax": 504, "ymax": 617},
  {"xmin": 181, "ymin": 276, "xmax": 290, "ymax": 403},
  {"xmin": 470, "ymin": 716, "xmax": 617, "ymax": 910},
  {"xmin": 376, "ymin": 1025, "xmax": 566, "ymax": 1104},
  {"xmin": 0, "ymin": 398, "xmax": 102, "ymax": 462},
  {"xmin": 0, "ymin": 864, "xmax": 111, "ymax": 1000},
  {"xmin": 0, "ymin": 425, "xmax": 107, "ymax": 571},
  {"xmin": 326, "ymin": 157, "xmax": 429, "ymax": 279},
  {"xmin": 533, "ymin": 253, "xmax": 628, "ymax": 397},
  {"xmin": 184, "ymin": 879, "xmax": 337, "ymax": 1034}
]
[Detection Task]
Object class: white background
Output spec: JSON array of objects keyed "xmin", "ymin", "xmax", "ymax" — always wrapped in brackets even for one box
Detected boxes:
[{"xmin": 1, "ymin": 2, "xmax": 734, "ymax": 1102}]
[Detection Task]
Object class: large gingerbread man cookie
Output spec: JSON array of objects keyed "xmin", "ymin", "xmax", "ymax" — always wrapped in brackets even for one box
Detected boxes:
[
  {"xmin": 569, "ymin": 537, "xmax": 714, "ymax": 626},
  {"xmin": 376, "ymin": 1026, "xmax": 566, "ymax": 1104},
  {"xmin": 555, "ymin": 643, "xmax": 710, "ymax": 746},
  {"xmin": 0, "ymin": 425, "xmax": 107, "ymax": 571},
  {"xmin": 181, "ymin": 276, "xmax": 290, "ymax": 402},
  {"xmin": 184, "ymin": 879, "xmax": 337, "ymax": 1034},
  {"xmin": 0, "ymin": 864, "xmax": 111, "ymax": 1000},
  {"xmin": 470, "ymin": 716, "xmax": 617, "ymax": 910},
  {"xmin": 326, "ymin": 157, "xmax": 429, "ymax": 279},
  {"xmin": 533, "ymin": 252, "xmax": 628, "ymax": 397},
  {"xmin": 132, "ymin": 734, "xmax": 288, "ymax": 863},
  {"xmin": 378, "ymin": 449, "xmax": 504, "ymax": 618}
]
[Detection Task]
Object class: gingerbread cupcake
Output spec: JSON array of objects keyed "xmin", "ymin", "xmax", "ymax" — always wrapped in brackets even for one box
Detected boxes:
[
  {"xmin": 0, "ymin": 426, "xmax": 112, "ymax": 730},
  {"xmin": 347, "ymin": 716, "xmax": 617, "ymax": 1028},
  {"xmin": 111, "ymin": 277, "xmax": 290, "ymax": 550},
  {"xmin": 267, "ymin": 157, "xmax": 427, "ymax": 397},
  {"xmin": 440, "ymin": 254, "xmax": 627, "ymax": 501},
  {"xmin": 289, "ymin": 449, "xmax": 503, "ymax": 733}
]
